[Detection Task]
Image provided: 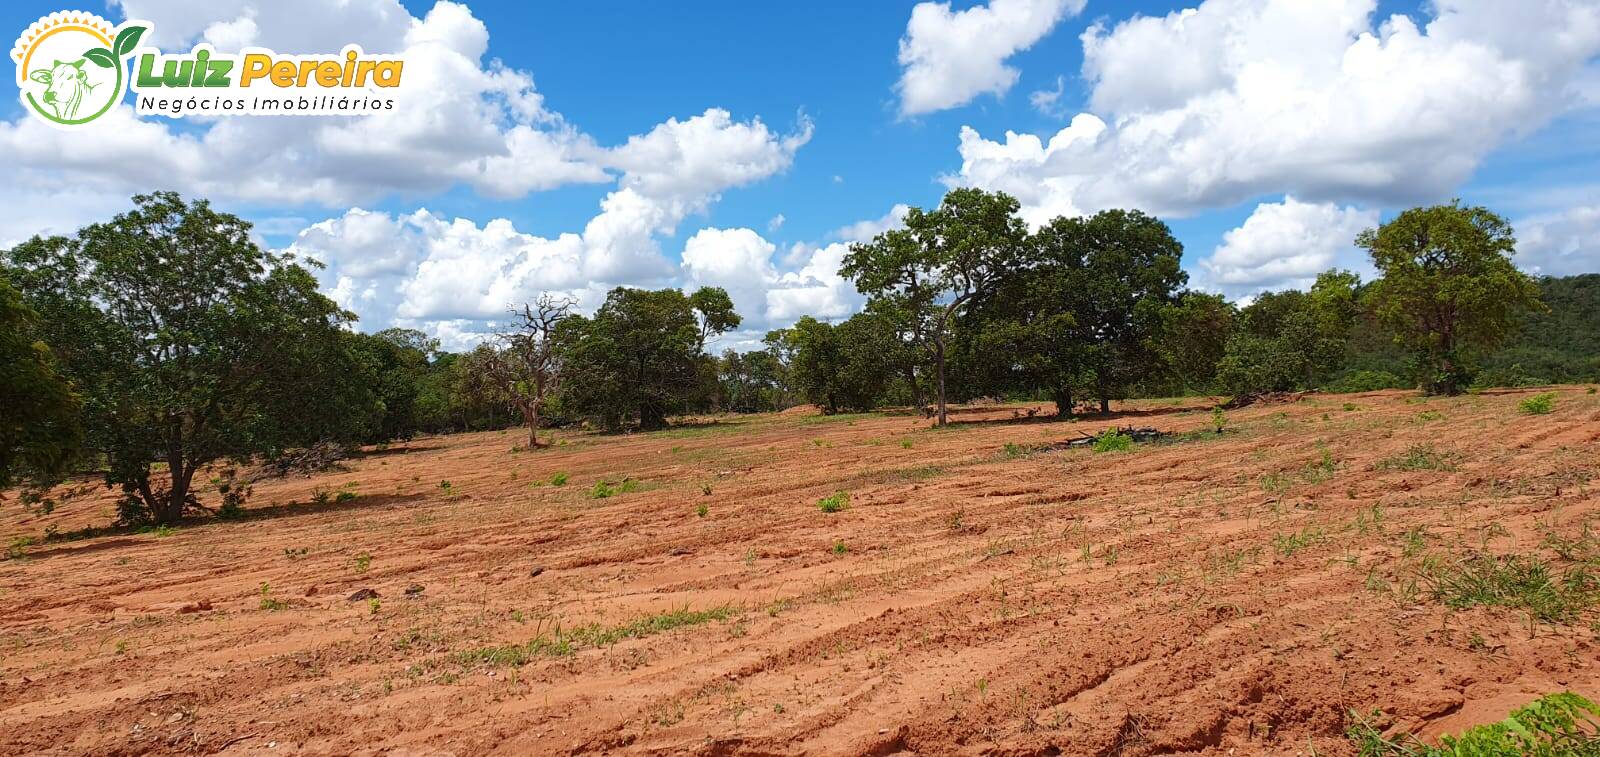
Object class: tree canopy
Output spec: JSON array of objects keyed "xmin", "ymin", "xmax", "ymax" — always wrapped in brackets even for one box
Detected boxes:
[
  {"xmin": 1359, "ymin": 202, "xmax": 1544, "ymax": 395},
  {"xmin": 555, "ymin": 286, "xmax": 740, "ymax": 430},
  {"xmin": 3, "ymin": 192, "xmax": 381, "ymax": 524},
  {"xmin": 0, "ymin": 278, "xmax": 81, "ymax": 495}
]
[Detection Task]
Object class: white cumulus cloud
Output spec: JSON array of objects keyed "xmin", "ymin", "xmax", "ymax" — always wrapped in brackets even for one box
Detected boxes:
[
  {"xmin": 948, "ymin": 0, "xmax": 1600, "ymax": 218},
  {"xmin": 283, "ymin": 105, "xmax": 812, "ymax": 348},
  {"xmin": 1196, "ymin": 197, "xmax": 1378, "ymax": 298},
  {"xmin": 896, "ymin": 0, "xmax": 1085, "ymax": 116},
  {"xmin": 1515, "ymin": 204, "xmax": 1600, "ymax": 277}
]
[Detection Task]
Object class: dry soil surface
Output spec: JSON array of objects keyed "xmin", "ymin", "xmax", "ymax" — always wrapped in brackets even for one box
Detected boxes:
[{"xmin": 3, "ymin": 388, "xmax": 1600, "ymax": 755}]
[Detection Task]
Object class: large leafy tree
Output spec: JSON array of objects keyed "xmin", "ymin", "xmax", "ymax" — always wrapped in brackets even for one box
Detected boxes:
[
  {"xmin": 0, "ymin": 278, "xmax": 82, "ymax": 494},
  {"xmin": 843, "ymin": 188, "xmax": 1026, "ymax": 425},
  {"xmin": 1359, "ymin": 202, "xmax": 1544, "ymax": 395},
  {"xmin": 3, "ymin": 192, "xmax": 380, "ymax": 525},
  {"xmin": 962, "ymin": 210, "xmax": 1184, "ymax": 415},
  {"xmin": 556, "ymin": 286, "xmax": 739, "ymax": 430},
  {"xmin": 1072, "ymin": 210, "xmax": 1187, "ymax": 411},
  {"xmin": 955, "ymin": 215, "xmax": 1089, "ymax": 417}
]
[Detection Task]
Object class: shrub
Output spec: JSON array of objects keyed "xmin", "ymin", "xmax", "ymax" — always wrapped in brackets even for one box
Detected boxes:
[
  {"xmin": 1210, "ymin": 407, "xmax": 1228, "ymax": 434},
  {"xmin": 1091, "ymin": 429, "xmax": 1134, "ymax": 453},
  {"xmin": 1325, "ymin": 370, "xmax": 1408, "ymax": 393},
  {"xmin": 550, "ymin": 472, "xmax": 569, "ymax": 486},
  {"xmin": 817, "ymin": 491, "xmax": 850, "ymax": 513},
  {"xmin": 1474, "ymin": 363, "xmax": 1549, "ymax": 390},
  {"xmin": 1519, "ymin": 392, "xmax": 1556, "ymax": 415}
]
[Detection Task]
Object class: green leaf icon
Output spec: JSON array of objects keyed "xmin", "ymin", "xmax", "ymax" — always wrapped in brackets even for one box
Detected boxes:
[
  {"xmin": 113, "ymin": 25, "xmax": 146, "ymax": 57},
  {"xmin": 83, "ymin": 47, "xmax": 115, "ymax": 68}
]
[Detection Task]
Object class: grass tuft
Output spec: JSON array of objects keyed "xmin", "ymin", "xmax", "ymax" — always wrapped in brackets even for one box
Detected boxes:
[
  {"xmin": 1418, "ymin": 553, "xmax": 1598, "ymax": 624},
  {"xmin": 1374, "ymin": 444, "xmax": 1456, "ymax": 472},
  {"xmin": 451, "ymin": 605, "xmax": 738, "ymax": 668}
]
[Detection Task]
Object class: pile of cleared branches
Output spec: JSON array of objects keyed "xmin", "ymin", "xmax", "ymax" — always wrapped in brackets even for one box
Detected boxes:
[
  {"xmin": 1048, "ymin": 426, "xmax": 1170, "ymax": 449},
  {"xmin": 252, "ymin": 441, "xmax": 351, "ymax": 479}
]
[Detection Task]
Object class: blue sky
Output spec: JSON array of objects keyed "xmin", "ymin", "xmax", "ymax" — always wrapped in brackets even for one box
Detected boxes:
[{"xmin": 3, "ymin": 0, "xmax": 1598, "ymax": 348}]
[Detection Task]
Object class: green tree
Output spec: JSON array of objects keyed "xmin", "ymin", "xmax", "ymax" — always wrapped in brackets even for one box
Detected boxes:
[
  {"xmin": 843, "ymin": 188, "xmax": 1026, "ymax": 425},
  {"xmin": 1073, "ymin": 210, "xmax": 1188, "ymax": 411},
  {"xmin": 954, "ymin": 216, "xmax": 1089, "ymax": 417},
  {"xmin": 717, "ymin": 348, "xmax": 785, "ymax": 413},
  {"xmin": 1156, "ymin": 291, "xmax": 1235, "ymax": 395},
  {"xmin": 3, "ymin": 193, "xmax": 380, "ymax": 525},
  {"xmin": 776, "ymin": 314, "xmax": 895, "ymax": 414},
  {"xmin": 1215, "ymin": 271, "xmax": 1364, "ymax": 400},
  {"xmin": 556, "ymin": 287, "xmax": 738, "ymax": 430},
  {"xmin": 0, "ymin": 278, "xmax": 82, "ymax": 494},
  {"xmin": 1359, "ymin": 202, "xmax": 1544, "ymax": 395},
  {"xmin": 687, "ymin": 287, "xmax": 740, "ymax": 349},
  {"xmin": 348, "ymin": 327, "xmax": 436, "ymax": 443}
]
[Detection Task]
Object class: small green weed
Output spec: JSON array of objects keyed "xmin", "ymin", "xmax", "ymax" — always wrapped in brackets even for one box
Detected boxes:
[
  {"xmin": 1519, "ymin": 392, "xmax": 1556, "ymax": 415},
  {"xmin": 1091, "ymin": 429, "xmax": 1134, "ymax": 453},
  {"xmin": 1374, "ymin": 444, "xmax": 1456, "ymax": 472},
  {"xmin": 589, "ymin": 477, "xmax": 641, "ymax": 499},
  {"xmin": 258, "ymin": 583, "xmax": 288, "ymax": 611},
  {"xmin": 817, "ymin": 491, "xmax": 850, "ymax": 513},
  {"xmin": 1418, "ymin": 554, "xmax": 1598, "ymax": 624},
  {"xmin": 5, "ymin": 536, "xmax": 35, "ymax": 560},
  {"xmin": 1273, "ymin": 527, "xmax": 1327, "ymax": 557}
]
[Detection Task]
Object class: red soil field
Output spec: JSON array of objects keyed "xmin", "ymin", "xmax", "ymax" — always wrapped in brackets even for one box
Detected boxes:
[{"xmin": 2, "ymin": 387, "xmax": 1598, "ymax": 755}]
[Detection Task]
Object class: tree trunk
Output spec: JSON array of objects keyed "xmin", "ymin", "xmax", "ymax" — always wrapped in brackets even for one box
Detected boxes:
[
  {"xmin": 640, "ymin": 403, "xmax": 667, "ymax": 431},
  {"xmin": 934, "ymin": 337, "xmax": 949, "ymax": 427},
  {"xmin": 523, "ymin": 402, "xmax": 540, "ymax": 448},
  {"xmin": 1100, "ymin": 397, "xmax": 1111, "ymax": 414},
  {"xmin": 904, "ymin": 365, "xmax": 924, "ymax": 411},
  {"xmin": 1052, "ymin": 386, "xmax": 1074, "ymax": 419},
  {"xmin": 153, "ymin": 457, "xmax": 192, "ymax": 526}
]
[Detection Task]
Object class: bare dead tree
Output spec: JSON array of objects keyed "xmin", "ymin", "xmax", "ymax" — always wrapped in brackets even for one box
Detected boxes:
[{"xmin": 482, "ymin": 294, "xmax": 575, "ymax": 448}]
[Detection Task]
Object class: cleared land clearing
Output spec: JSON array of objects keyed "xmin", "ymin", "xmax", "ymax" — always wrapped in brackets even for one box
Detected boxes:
[{"xmin": 3, "ymin": 387, "xmax": 1599, "ymax": 755}]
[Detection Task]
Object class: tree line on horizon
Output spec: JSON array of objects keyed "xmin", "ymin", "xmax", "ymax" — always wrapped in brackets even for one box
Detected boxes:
[{"xmin": 2, "ymin": 190, "xmax": 1596, "ymax": 525}]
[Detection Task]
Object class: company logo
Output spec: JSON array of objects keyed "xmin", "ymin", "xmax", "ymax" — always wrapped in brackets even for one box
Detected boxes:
[
  {"xmin": 13, "ymin": 11, "xmax": 405, "ymax": 129},
  {"xmin": 11, "ymin": 11, "xmax": 146, "ymax": 127}
]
